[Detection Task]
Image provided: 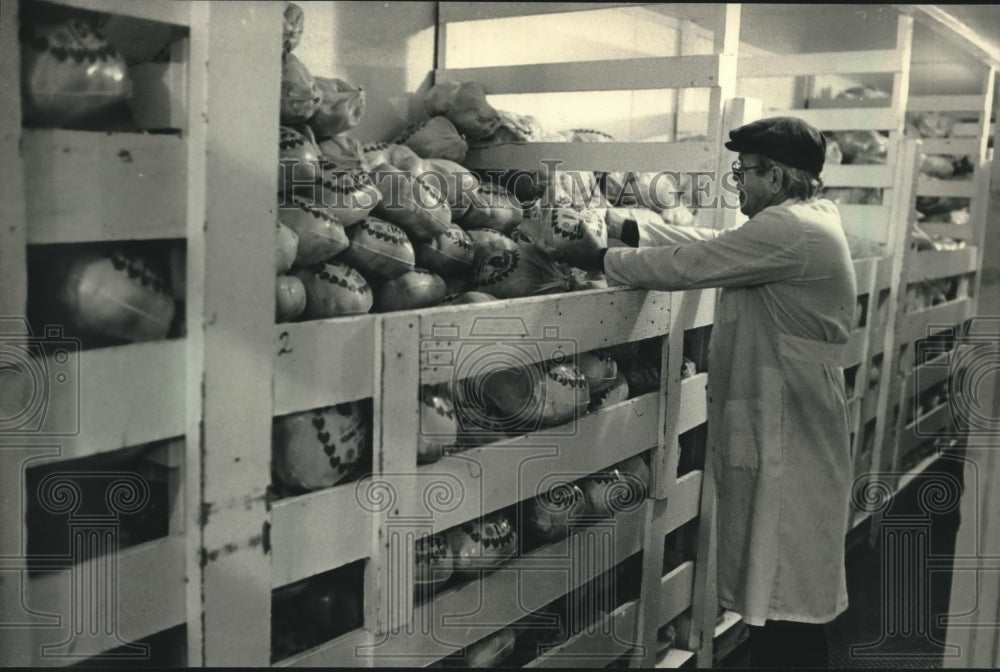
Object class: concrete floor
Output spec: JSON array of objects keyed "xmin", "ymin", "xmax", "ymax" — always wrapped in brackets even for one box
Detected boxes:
[{"xmin": 721, "ymin": 454, "xmax": 965, "ymax": 669}]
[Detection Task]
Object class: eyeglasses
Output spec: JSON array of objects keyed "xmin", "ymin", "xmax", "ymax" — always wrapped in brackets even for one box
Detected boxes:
[{"xmin": 731, "ymin": 159, "xmax": 762, "ymax": 181}]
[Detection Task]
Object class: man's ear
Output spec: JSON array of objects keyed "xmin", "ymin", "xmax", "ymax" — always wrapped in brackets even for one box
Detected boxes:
[{"xmin": 768, "ymin": 165, "xmax": 784, "ymax": 194}]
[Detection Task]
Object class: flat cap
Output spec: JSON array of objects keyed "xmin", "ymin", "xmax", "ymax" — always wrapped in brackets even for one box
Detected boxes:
[{"xmin": 725, "ymin": 116, "xmax": 826, "ymax": 175}]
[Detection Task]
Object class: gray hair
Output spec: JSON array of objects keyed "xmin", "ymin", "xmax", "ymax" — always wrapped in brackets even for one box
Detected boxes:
[{"xmin": 754, "ymin": 155, "xmax": 823, "ymax": 200}]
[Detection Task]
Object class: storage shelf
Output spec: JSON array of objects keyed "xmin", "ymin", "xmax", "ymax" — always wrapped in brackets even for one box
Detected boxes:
[
  {"xmin": 740, "ymin": 49, "xmax": 904, "ymax": 77},
  {"xmin": 437, "ymin": 54, "xmax": 735, "ymax": 95},
  {"xmin": 26, "ymin": 536, "xmax": 185, "ymax": 654},
  {"xmin": 23, "ymin": 130, "xmax": 186, "ymax": 244},
  {"xmin": 273, "ymin": 317, "xmax": 377, "ymax": 415},
  {"xmin": 414, "ymin": 394, "xmax": 660, "ymax": 535},
  {"xmin": 656, "ymin": 647, "xmax": 696, "ymax": 668},
  {"xmin": 27, "ymin": 340, "xmax": 185, "ymax": 464},
  {"xmin": 463, "ymin": 142, "xmax": 717, "ymax": 173},
  {"xmin": 822, "ymin": 164, "xmax": 897, "ymax": 188},
  {"xmin": 33, "ymin": 0, "xmax": 192, "ymax": 25},
  {"xmin": 353, "ymin": 504, "xmax": 648, "ymax": 662},
  {"xmin": 770, "ymin": 107, "xmax": 898, "ymax": 131},
  {"xmin": 678, "ymin": 373, "xmax": 708, "ymax": 435},
  {"xmin": 898, "ymin": 298, "xmax": 972, "ymax": 344},
  {"xmin": 271, "ymin": 482, "xmax": 370, "ymax": 588},
  {"xmin": 905, "ymin": 247, "xmax": 978, "ymax": 283},
  {"xmin": 523, "ymin": 600, "xmax": 639, "ymax": 668},
  {"xmin": 915, "ymin": 176, "xmax": 977, "ymax": 198},
  {"xmin": 658, "ymin": 561, "xmax": 697, "ymax": 626},
  {"xmin": 419, "ymin": 288, "xmax": 672, "ymax": 386}
]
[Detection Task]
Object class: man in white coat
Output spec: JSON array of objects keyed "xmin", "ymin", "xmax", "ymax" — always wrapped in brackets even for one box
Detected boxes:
[{"xmin": 565, "ymin": 117, "xmax": 856, "ymax": 668}]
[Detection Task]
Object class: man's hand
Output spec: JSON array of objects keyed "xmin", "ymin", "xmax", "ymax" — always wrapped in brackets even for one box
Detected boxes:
[{"xmin": 557, "ymin": 239, "xmax": 608, "ymax": 273}]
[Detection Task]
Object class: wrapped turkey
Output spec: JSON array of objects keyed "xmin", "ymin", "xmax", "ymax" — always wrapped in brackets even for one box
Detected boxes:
[
  {"xmin": 605, "ymin": 206, "xmax": 666, "ymax": 239},
  {"xmin": 278, "ymin": 194, "xmax": 350, "ymax": 265},
  {"xmin": 272, "ymin": 402, "xmax": 370, "ymax": 491},
  {"xmin": 20, "ymin": 19, "xmax": 132, "ymax": 128},
  {"xmin": 417, "ymin": 387, "xmax": 457, "ymax": 464},
  {"xmin": 276, "ymin": 274, "xmax": 307, "ymax": 322},
  {"xmin": 603, "ymin": 170, "xmax": 693, "ymax": 223},
  {"xmin": 376, "ymin": 269, "xmax": 448, "ymax": 312},
  {"xmin": 466, "ymin": 228, "xmax": 519, "ymax": 268},
  {"xmin": 920, "ymin": 154, "xmax": 957, "ymax": 180},
  {"xmin": 369, "ymin": 163, "xmax": 452, "ymax": 238},
  {"xmin": 360, "ymin": 142, "xmax": 421, "ymax": 171},
  {"xmin": 294, "ymin": 260, "xmax": 373, "ymax": 318},
  {"xmin": 576, "ymin": 351, "xmax": 618, "ymax": 395},
  {"xmin": 275, "ymin": 221, "xmax": 300, "ymax": 273},
  {"xmin": 473, "ymin": 244, "xmax": 574, "ymax": 299},
  {"xmin": 525, "ymin": 481, "xmax": 587, "ymax": 543},
  {"xmin": 395, "ymin": 116, "xmax": 468, "ymax": 162},
  {"xmin": 458, "ymin": 183, "xmax": 523, "ymax": 234},
  {"xmin": 415, "ymin": 224, "xmax": 475, "ymax": 277},
  {"xmin": 446, "ymin": 513, "xmax": 517, "ymax": 574},
  {"xmin": 278, "ymin": 126, "xmax": 322, "ymax": 199},
  {"xmin": 828, "ymin": 130, "xmax": 888, "ymax": 165},
  {"xmin": 317, "ymin": 134, "xmax": 366, "ymax": 170},
  {"xmin": 282, "ymin": 2, "xmax": 305, "ymax": 52},
  {"xmin": 589, "ymin": 371, "xmax": 629, "ymax": 411},
  {"xmin": 414, "ymin": 533, "xmax": 453, "ymax": 592},
  {"xmin": 424, "ymin": 80, "xmax": 502, "ymax": 140},
  {"xmin": 907, "ymin": 111, "xmax": 955, "ymax": 139},
  {"xmin": 338, "ymin": 216, "xmax": 415, "ymax": 280},
  {"xmin": 438, "ymin": 291, "xmax": 497, "ymax": 306},
  {"xmin": 522, "ymin": 207, "xmax": 607, "ymax": 264},
  {"xmin": 309, "ymin": 76, "xmax": 366, "ymax": 138},
  {"xmin": 280, "ymin": 52, "xmax": 322, "ymax": 125},
  {"xmin": 316, "ymin": 160, "xmax": 382, "ymax": 226},
  {"xmin": 38, "ymin": 248, "xmax": 175, "ymax": 343},
  {"xmin": 566, "ymin": 128, "xmax": 616, "ymax": 143},
  {"xmin": 396, "ymin": 156, "xmax": 480, "ymax": 218}
]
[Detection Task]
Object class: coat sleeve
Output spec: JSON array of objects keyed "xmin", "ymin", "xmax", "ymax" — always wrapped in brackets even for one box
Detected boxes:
[
  {"xmin": 604, "ymin": 209, "xmax": 809, "ymax": 291},
  {"xmin": 635, "ymin": 219, "xmax": 721, "ymax": 246}
]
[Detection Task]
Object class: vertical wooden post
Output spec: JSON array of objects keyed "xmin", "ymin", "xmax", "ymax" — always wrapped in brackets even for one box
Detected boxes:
[
  {"xmin": 185, "ymin": 1, "xmax": 283, "ymax": 666},
  {"xmin": 967, "ymin": 64, "xmax": 996, "ymax": 307}
]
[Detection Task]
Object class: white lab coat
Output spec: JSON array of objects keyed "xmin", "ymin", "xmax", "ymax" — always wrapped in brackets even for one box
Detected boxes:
[{"xmin": 604, "ymin": 199, "xmax": 856, "ymax": 625}]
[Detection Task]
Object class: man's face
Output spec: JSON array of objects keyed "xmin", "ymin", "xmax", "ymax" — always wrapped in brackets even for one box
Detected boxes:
[{"xmin": 733, "ymin": 153, "xmax": 772, "ymax": 218}]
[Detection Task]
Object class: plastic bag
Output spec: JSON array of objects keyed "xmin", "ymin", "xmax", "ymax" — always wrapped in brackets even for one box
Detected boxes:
[
  {"xmin": 280, "ymin": 52, "xmax": 322, "ymax": 125},
  {"xmin": 21, "ymin": 19, "xmax": 132, "ymax": 128},
  {"xmin": 424, "ymin": 80, "xmax": 501, "ymax": 140},
  {"xmin": 309, "ymin": 76, "xmax": 365, "ymax": 138}
]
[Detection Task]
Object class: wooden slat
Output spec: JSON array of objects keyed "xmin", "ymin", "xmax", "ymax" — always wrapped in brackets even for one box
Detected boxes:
[
  {"xmin": 32, "ymin": 0, "xmax": 192, "ymax": 25},
  {"xmin": 919, "ymin": 138, "xmax": 979, "ymax": 155},
  {"xmin": 657, "ymin": 561, "xmax": 696, "ymax": 625},
  {"xmin": 875, "ymin": 258, "xmax": 894, "ymax": 290},
  {"xmin": 740, "ymin": 50, "xmax": 903, "ymax": 77},
  {"xmin": 23, "ymin": 130, "xmax": 186, "ymax": 243},
  {"xmin": 822, "ymin": 164, "xmax": 897, "ymax": 188},
  {"xmin": 678, "ymin": 373, "xmax": 708, "ymax": 435},
  {"xmin": 838, "ymin": 204, "xmax": 894, "ymax": 244},
  {"xmin": 911, "ymin": 352, "xmax": 950, "ymax": 395},
  {"xmin": 273, "ymin": 317, "xmax": 377, "ymax": 414},
  {"xmin": 275, "ymin": 628, "xmax": 370, "ymax": 668},
  {"xmin": 906, "ymin": 247, "xmax": 978, "ymax": 283},
  {"xmin": 895, "ymin": 451, "xmax": 944, "ymax": 493},
  {"xmin": 770, "ymin": 107, "xmax": 899, "ymax": 131},
  {"xmin": 907, "ymin": 401, "xmax": 952, "ymax": 446},
  {"xmin": 270, "ymin": 483, "xmax": 371, "ymax": 587},
  {"xmin": 918, "ymin": 223, "xmax": 975, "ymax": 241},
  {"xmin": 359, "ymin": 505, "xmax": 648, "ymax": 661},
  {"xmin": 419, "ymin": 289, "xmax": 671, "ymax": 385},
  {"xmin": 524, "ymin": 600, "xmax": 639, "ymax": 668},
  {"xmin": 656, "ymin": 647, "xmax": 696, "ymax": 668},
  {"xmin": 712, "ymin": 610, "xmax": 748, "ymax": 666},
  {"xmin": 27, "ymin": 341, "xmax": 186, "ymax": 463},
  {"xmin": 463, "ymin": 142, "xmax": 717, "ymax": 173},
  {"xmin": 438, "ymin": 2, "xmax": 636, "ymax": 23},
  {"xmin": 26, "ymin": 536, "xmax": 186, "ymax": 655},
  {"xmin": 417, "ymin": 394, "xmax": 660, "ymax": 535},
  {"xmin": 665, "ymin": 471, "xmax": 704, "ymax": 534},
  {"xmin": 669, "ymin": 289, "xmax": 718, "ymax": 332},
  {"xmin": 907, "ymin": 95, "xmax": 987, "ymax": 112},
  {"xmin": 843, "ymin": 329, "xmax": 867, "ymax": 367},
  {"xmin": 437, "ymin": 54, "xmax": 735, "ymax": 94},
  {"xmin": 952, "ymin": 122, "xmax": 994, "ymax": 138},
  {"xmin": 898, "ymin": 298, "xmax": 972, "ymax": 345},
  {"xmin": 854, "ymin": 258, "xmax": 878, "ymax": 291},
  {"xmin": 916, "ymin": 177, "xmax": 977, "ymax": 197}
]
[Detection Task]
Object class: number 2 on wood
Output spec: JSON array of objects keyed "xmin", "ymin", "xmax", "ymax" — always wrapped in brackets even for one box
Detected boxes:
[{"xmin": 278, "ymin": 332, "xmax": 294, "ymax": 356}]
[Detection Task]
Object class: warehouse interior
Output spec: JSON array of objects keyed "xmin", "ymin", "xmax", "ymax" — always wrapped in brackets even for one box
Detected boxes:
[{"xmin": 1, "ymin": 1, "xmax": 999, "ymax": 668}]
